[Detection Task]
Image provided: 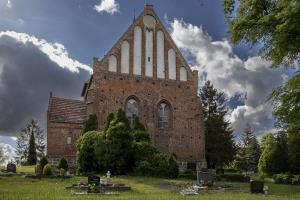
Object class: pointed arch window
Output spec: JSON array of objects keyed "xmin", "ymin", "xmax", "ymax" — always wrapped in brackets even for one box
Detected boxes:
[
  {"xmin": 158, "ymin": 102, "xmax": 170, "ymax": 129},
  {"xmin": 125, "ymin": 98, "xmax": 138, "ymax": 126}
]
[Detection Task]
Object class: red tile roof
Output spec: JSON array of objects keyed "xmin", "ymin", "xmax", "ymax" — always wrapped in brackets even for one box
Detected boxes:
[{"xmin": 48, "ymin": 97, "xmax": 86, "ymax": 124}]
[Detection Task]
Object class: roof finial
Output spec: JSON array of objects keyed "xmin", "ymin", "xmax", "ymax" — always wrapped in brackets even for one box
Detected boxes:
[{"xmin": 133, "ymin": 8, "xmax": 135, "ymax": 22}]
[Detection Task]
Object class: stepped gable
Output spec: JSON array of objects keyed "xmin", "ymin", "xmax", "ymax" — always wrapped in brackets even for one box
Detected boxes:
[{"xmin": 48, "ymin": 96, "xmax": 87, "ymax": 124}]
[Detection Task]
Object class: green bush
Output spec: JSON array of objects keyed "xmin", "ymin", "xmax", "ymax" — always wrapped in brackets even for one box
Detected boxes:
[
  {"xmin": 134, "ymin": 153, "xmax": 178, "ymax": 178},
  {"xmin": 178, "ymin": 169, "xmax": 197, "ymax": 179},
  {"xmin": 167, "ymin": 155, "xmax": 179, "ymax": 178},
  {"xmin": 35, "ymin": 164, "xmax": 42, "ymax": 175},
  {"xmin": 273, "ymin": 174, "xmax": 299, "ymax": 185},
  {"xmin": 43, "ymin": 164, "xmax": 52, "ymax": 176},
  {"xmin": 60, "ymin": 168, "xmax": 66, "ymax": 176},
  {"xmin": 220, "ymin": 174, "xmax": 249, "ymax": 182},
  {"xmin": 57, "ymin": 157, "xmax": 68, "ymax": 171},
  {"xmin": 224, "ymin": 168, "xmax": 238, "ymax": 173},
  {"xmin": 39, "ymin": 156, "xmax": 48, "ymax": 171}
]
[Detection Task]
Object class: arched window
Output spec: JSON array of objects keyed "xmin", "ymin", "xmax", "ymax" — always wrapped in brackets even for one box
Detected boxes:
[
  {"xmin": 168, "ymin": 49, "xmax": 176, "ymax": 80},
  {"xmin": 121, "ymin": 41, "xmax": 130, "ymax": 74},
  {"xmin": 108, "ymin": 55, "xmax": 117, "ymax": 72},
  {"xmin": 158, "ymin": 102, "xmax": 170, "ymax": 129},
  {"xmin": 180, "ymin": 67, "xmax": 187, "ymax": 81},
  {"xmin": 125, "ymin": 98, "xmax": 138, "ymax": 126}
]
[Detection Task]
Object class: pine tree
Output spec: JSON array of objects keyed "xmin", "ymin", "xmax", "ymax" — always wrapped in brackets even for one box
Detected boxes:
[
  {"xmin": 200, "ymin": 80, "xmax": 236, "ymax": 168},
  {"xmin": 104, "ymin": 113, "xmax": 115, "ymax": 132},
  {"xmin": 258, "ymin": 133, "xmax": 276, "ymax": 176},
  {"xmin": 27, "ymin": 130, "xmax": 37, "ymax": 165},
  {"xmin": 82, "ymin": 114, "xmax": 98, "ymax": 134},
  {"xmin": 15, "ymin": 119, "xmax": 45, "ymax": 165},
  {"xmin": 234, "ymin": 125, "xmax": 261, "ymax": 172}
]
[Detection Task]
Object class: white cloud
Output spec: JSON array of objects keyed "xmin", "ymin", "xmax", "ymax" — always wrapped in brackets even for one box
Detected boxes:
[
  {"xmin": 0, "ymin": 31, "xmax": 92, "ymax": 73},
  {"xmin": 6, "ymin": 0, "xmax": 12, "ymax": 8},
  {"xmin": 0, "ymin": 143, "xmax": 16, "ymax": 165},
  {"xmin": 94, "ymin": 0, "xmax": 119, "ymax": 15},
  {"xmin": 170, "ymin": 19, "xmax": 286, "ymax": 135}
]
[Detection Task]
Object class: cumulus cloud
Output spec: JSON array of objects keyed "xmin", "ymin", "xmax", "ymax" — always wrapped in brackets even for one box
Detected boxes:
[
  {"xmin": 94, "ymin": 0, "xmax": 119, "ymax": 15},
  {"xmin": 0, "ymin": 31, "xmax": 91, "ymax": 137},
  {"xmin": 0, "ymin": 143, "xmax": 16, "ymax": 165},
  {"xmin": 0, "ymin": 31, "xmax": 92, "ymax": 73},
  {"xmin": 170, "ymin": 19, "xmax": 285, "ymax": 135},
  {"xmin": 6, "ymin": 0, "xmax": 12, "ymax": 8}
]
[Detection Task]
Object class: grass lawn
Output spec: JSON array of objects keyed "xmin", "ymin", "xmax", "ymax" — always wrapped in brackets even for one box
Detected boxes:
[{"xmin": 1, "ymin": 174, "xmax": 300, "ymax": 200}]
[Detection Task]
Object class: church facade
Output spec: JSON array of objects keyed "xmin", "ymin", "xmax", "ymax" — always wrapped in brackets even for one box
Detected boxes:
[{"xmin": 47, "ymin": 5, "xmax": 206, "ymax": 171}]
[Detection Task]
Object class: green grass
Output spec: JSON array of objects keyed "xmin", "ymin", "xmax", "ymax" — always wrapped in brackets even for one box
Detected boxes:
[
  {"xmin": 16, "ymin": 165, "xmax": 35, "ymax": 173},
  {"xmin": 0, "ymin": 174, "xmax": 300, "ymax": 200}
]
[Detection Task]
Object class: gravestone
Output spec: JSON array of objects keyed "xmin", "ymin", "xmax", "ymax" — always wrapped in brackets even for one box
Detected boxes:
[
  {"xmin": 216, "ymin": 168, "xmax": 224, "ymax": 175},
  {"xmin": 88, "ymin": 175, "xmax": 100, "ymax": 186},
  {"xmin": 197, "ymin": 171, "xmax": 214, "ymax": 187},
  {"xmin": 6, "ymin": 163, "xmax": 16, "ymax": 173},
  {"xmin": 250, "ymin": 180, "xmax": 264, "ymax": 193}
]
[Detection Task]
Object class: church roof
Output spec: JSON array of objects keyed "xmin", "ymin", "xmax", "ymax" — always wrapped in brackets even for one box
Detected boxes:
[{"xmin": 48, "ymin": 96, "xmax": 86, "ymax": 124}]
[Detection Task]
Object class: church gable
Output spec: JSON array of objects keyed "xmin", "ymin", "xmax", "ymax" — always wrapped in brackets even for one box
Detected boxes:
[{"xmin": 95, "ymin": 5, "xmax": 195, "ymax": 83}]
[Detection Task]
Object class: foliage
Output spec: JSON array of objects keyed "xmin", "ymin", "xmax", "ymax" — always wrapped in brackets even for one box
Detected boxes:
[
  {"xmin": 200, "ymin": 80, "xmax": 236, "ymax": 168},
  {"xmin": 104, "ymin": 113, "xmax": 115, "ymax": 132},
  {"xmin": 39, "ymin": 156, "xmax": 48, "ymax": 171},
  {"xmin": 60, "ymin": 168, "xmax": 66, "ymax": 176},
  {"xmin": 105, "ymin": 122, "xmax": 134, "ymax": 174},
  {"xmin": 76, "ymin": 110, "xmax": 178, "ymax": 177},
  {"xmin": 288, "ymin": 130, "xmax": 300, "ymax": 174},
  {"xmin": 27, "ymin": 130, "xmax": 37, "ymax": 165},
  {"xmin": 220, "ymin": 174, "xmax": 250, "ymax": 182},
  {"xmin": 0, "ymin": 147, "xmax": 5, "ymax": 165},
  {"xmin": 82, "ymin": 114, "xmax": 98, "ymax": 134},
  {"xmin": 132, "ymin": 115, "xmax": 146, "ymax": 131},
  {"xmin": 234, "ymin": 125, "xmax": 261, "ymax": 172},
  {"xmin": 272, "ymin": 132, "xmax": 290, "ymax": 174},
  {"xmin": 258, "ymin": 133, "xmax": 276, "ymax": 176},
  {"xmin": 273, "ymin": 174, "xmax": 299, "ymax": 185},
  {"xmin": 224, "ymin": 0, "xmax": 300, "ymax": 67},
  {"xmin": 115, "ymin": 108, "xmax": 130, "ymax": 130},
  {"xmin": 57, "ymin": 157, "xmax": 68, "ymax": 171},
  {"xmin": 43, "ymin": 164, "xmax": 52, "ymax": 176},
  {"xmin": 35, "ymin": 164, "xmax": 42, "ymax": 175},
  {"xmin": 15, "ymin": 119, "xmax": 45, "ymax": 165},
  {"xmin": 269, "ymin": 74, "xmax": 300, "ymax": 130},
  {"xmin": 76, "ymin": 131, "xmax": 104, "ymax": 173}
]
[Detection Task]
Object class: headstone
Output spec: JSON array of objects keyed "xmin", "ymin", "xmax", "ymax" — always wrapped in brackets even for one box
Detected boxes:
[
  {"xmin": 216, "ymin": 168, "xmax": 224, "ymax": 175},
  {"xmin": 88, "ymin": 175, "xmax": 100, "ymax": 186},
  {"xmin": 6, "ymin": 163, "xmax": 16, "ymax": 173},
  {"xmin": 106, "ymin": 170, "xmax": 111, "ymax": 178},
  {"xmin": 197, "ymin": 171, "xmax": 214, "ymax": 187},
  {"xmin": 250, "ymin": 180, "xmax": 264, "ymax": 193}
]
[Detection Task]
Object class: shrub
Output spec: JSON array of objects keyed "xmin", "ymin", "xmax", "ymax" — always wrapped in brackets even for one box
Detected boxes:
[
  {"xmin": 224, "ymin": 168, "xmax": 238, "ymax": 173},
  {"xmin": 273, "ymin": 173, "xmax": 299, "ymax": 185},
  {"xmin": 221, "ymin": 174, "xmax": 249, "ymax": 182},
  {"xmin": 43, "ymin": 164, "xmax": 53, "ymax": 176},
  {"xmin": 57, "ymin": 157, "xmax": 68, "ymax": 171},
  {"xmin": 134, "ymin": 153, "xmax": 177, "ymax": 178},
  {"xmin": 178, "ymin": 169, "xmax": 197, "ymax": 179},
  {"xmin": 39, "ymin": 156, "xmax": 48, "ymax": 171},
  {"xmin": 167, "ymin": 155, "xmax": 179, "ymax": 178},
  {"xmin": 35, "ymin": 164, "xmax": 42, "ymax": 175},
  {"xmin": 76, "ymin": 131, "xmax": 104, "ymax": 173},
  {"xmin": 60, "ymin": 168, "xmax": 66, "ymax": 176}
]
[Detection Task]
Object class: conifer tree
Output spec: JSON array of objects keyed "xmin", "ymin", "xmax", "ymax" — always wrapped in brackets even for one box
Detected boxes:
[
  {"xmin": 234, "ymin": 125, "xmax": 261, "ymax": 172},
  {"xmin": 27, "ymin": 131, "xmax": 37, "ymax": 165},
  {"xmin": 15, "ymin": 119, "xmax": 45, "ymax": 165},
  {"xmin": 200, "ymin": 80, "xmax": 236, "ymax": 168},
  {"xmin": 82, "ymin": 114, "xmax": 98, "ymax": 134}
]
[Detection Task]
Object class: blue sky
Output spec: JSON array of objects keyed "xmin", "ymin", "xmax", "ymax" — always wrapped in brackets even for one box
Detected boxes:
[{"xmin": 0, "ymin": 0, "xmax": 288, "ymax": 156}]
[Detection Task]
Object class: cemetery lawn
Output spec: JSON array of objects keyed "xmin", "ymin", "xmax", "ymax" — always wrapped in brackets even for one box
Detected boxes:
[{"xmin": 1, "ymin": 175, "xmax": 300, "ymax": 200}]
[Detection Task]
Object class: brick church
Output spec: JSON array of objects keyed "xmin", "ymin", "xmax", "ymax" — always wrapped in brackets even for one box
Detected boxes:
[{"xmin": 47, "ymin": 5, "xmax": 206, "ymax": 171}]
